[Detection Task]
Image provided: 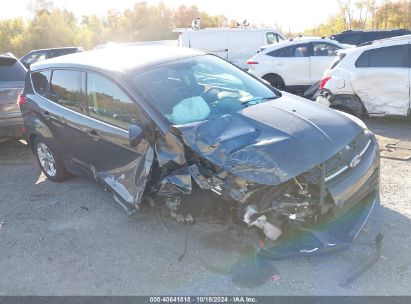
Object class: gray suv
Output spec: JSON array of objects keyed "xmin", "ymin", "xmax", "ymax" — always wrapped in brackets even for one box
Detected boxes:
[
  {"xmin": 0, "ymin": 53, "xmax": 27, "ymax": 138},
  {"xmin": 19, "ymin": 46, "xmax": 382, "ymax": 261}
]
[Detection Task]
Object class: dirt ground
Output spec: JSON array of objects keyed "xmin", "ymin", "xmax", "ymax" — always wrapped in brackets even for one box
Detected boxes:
[{"xmin": 0, "ymin": 118, "xmax": 410, "ymax": 295}]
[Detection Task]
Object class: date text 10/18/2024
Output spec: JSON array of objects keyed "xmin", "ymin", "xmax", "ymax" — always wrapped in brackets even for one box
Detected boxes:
[{"xmin": 149, "ymin": 297, "xmax": 257, "ymax": 303}]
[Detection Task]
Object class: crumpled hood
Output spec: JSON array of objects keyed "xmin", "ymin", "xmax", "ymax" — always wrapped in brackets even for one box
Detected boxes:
[{"xmin": 176, "ymin": 93, "xmax": 363, "ymax": 185}]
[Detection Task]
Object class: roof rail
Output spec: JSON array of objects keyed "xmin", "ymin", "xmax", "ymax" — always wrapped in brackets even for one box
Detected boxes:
[{"xmin": 371, "ymin": 34, "xmax": 411, "ymax": 44}]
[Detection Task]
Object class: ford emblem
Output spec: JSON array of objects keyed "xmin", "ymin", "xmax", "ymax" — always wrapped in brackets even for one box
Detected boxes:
[{"xmin": 350, "ymin": 155, "xmax": 361, "ymax": 168}]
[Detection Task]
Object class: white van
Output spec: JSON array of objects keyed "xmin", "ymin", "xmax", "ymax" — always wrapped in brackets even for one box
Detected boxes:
[{"xmin": 175, "ymin": 28, "xmax": 285, "ymax": 69}]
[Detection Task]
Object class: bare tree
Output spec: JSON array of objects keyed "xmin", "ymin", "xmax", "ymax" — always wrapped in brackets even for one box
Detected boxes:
[{"xmin": 27, "ymin": 0, "xmax": 53, "ymax": 14}]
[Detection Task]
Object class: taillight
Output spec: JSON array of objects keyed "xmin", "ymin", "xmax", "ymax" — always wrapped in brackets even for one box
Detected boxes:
[
  {"xmin": 319, "ymin": 76, "xmax": 332, "ymax": 90},
  {"xmin": 17, "ymin": 94, "xmax": 27, "ymax": 107},
  {"xmin": 247, "ymin": 60, "xmax": 259, "ymax": 65}
]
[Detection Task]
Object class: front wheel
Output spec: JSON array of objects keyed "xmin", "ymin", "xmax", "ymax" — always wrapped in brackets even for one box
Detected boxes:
[
  {"xmin": 34, "ymin": 138, "xmax": 69, "ymax": 182},
  {"xmin": 263, "ymin": 74, "xmax": 285, "ymax": 91}
]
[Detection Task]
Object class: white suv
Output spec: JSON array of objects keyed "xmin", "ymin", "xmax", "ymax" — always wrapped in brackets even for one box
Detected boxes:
[
  {"xmin": 317, "ymin": 35, "xmax": 411, "ymax": 117},
  {"xmin": 246, "ymin": 37, "xmax": 347, "ymax": 91}
]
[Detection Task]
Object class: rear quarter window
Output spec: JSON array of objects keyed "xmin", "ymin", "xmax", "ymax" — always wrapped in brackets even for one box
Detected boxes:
[
  {"xmin": 356, "ymin": 45, "xmax": 409, "ymax": 68},
  {"xmin": 32, "ymin": 70, "xmax": 51, "ymax": 97}
]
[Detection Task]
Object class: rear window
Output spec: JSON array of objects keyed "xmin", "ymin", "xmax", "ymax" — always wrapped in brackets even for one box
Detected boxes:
[
  {"xmin": 0, "ymin": 58, "xmax": 27, "ymax": 81},
  {"xmin": 356, "ymin": 45, "xmax": 409, "ymax": 68}
]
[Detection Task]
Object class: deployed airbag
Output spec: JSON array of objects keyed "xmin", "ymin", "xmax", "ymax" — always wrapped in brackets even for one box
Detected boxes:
[{"xmin": 167, "ymin": 96, "xmax": 210, "ymax": 124}]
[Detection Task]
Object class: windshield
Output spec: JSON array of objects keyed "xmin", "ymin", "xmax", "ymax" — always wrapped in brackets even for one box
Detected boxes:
[{"xmin": 132, "ymin": 55, "xmax": 277, "ymax": 125}]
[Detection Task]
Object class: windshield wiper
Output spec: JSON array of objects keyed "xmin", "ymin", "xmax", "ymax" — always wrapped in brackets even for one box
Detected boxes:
[{"xmin": 241, "ymin": 96, "xmax": 276, "ymax": 105}]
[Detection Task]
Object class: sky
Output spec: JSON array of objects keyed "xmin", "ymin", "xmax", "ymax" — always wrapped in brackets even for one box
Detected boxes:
[{"xmin": 0, "ymin": 0, "xmax": 340, "ymax": 32}]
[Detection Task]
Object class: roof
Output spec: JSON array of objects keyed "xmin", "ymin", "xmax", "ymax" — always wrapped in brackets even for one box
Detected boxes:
[
  {"xmin": 30, "ymin": 45, "xmax": 205, "ymax": 73},
  {"xmin": 27, "ymin": 46, "xmax": 82, "ymax": 53},
  {"xmin": 174, "ymin": 27, "xmax": 278, "ymax": 33},
  {"xmin": 338, "ymin": 34, "xmax": 411, "ymax": 57},
  {"xmin": 370, "ymin": 34, "xmax": 411, "ymax": 45},
  {"xmin": 336, "ymin": 29, "xmax": 410, "ymax": 34}
]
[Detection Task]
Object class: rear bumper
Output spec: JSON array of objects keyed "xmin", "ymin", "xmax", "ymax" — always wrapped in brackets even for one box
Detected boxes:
[{"xmin": 0, "ymin": 115, "xmax": 24, "ymax": 138}]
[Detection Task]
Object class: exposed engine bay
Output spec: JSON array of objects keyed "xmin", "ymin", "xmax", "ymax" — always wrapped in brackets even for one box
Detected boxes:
[{"xmin": 157, "ymin": 160, "xmax": 333, "ymax": 244}]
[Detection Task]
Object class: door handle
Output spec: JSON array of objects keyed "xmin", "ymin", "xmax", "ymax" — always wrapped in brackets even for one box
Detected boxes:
[
  {"xmin": 42, "ymin": 110, "xmax": 51, "ymax": 120},
  {"xmin": 88, "ymin": 129, "xmax": 100, "ymax": 140}
]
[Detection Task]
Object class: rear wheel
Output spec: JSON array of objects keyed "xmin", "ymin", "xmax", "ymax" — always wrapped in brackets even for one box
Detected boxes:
[
  {"xmin": 34, "ymin": 138, "xmax": 69, "ymax": 182},
  {"xmin": 262, "ymin": 74, "xmax": 285, "ymax": 91}
]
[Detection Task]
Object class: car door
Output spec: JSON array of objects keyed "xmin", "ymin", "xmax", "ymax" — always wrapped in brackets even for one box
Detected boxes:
[
  {"xmin": 267, "ymin": 43, "xmax": 311, "ymax": 86},
  {"xmin": 82, "ymin": 71, "xmax": 154, "ymax": 210},
  {"xmin": 41, "ymin": 69, "xmax": 94, "ymax": 172},
  {"xmin": 310, "ymin": 42, "xmax": 342, "ymax": 83},
  {"xmin": 350, "ymin": 43, "xmax": 410, "ymax": 116}
]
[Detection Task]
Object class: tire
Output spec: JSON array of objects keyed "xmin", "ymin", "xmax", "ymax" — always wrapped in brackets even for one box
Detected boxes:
[
  {"xmin": 263, "ymin": 74, "xmax": 285, "ymax": 91},
  {"xmin": 34, "ymin": 137, "xmax": 69, "ymax": 182}
]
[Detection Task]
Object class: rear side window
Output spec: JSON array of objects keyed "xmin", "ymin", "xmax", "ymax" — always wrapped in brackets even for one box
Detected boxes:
[
  {"xmin": 86, "ymin": 73, "xmax": 139, "ymax": 129},
  {"xmin": 50, "ymin": 70, "xmax": 84, "ymax": 112},
  {"xmin": 0, "ymin": 58, "xmax": 27, "ymax": 81},
  {"xmin": 356, "ymin": 45, "xmax": 409, "ymax": 68},
  {"xmin": 268, "ymin": 44, "xmax": 309, "ymax": 57},
  {"xmin": 31, "ymin": 70, "xmax": 51, "ymax": 96}
]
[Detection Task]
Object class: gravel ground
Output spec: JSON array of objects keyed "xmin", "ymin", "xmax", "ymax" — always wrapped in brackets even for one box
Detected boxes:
[{"xmin": 0, "ymin": 118, "xmax": 410, "ymax": 295}]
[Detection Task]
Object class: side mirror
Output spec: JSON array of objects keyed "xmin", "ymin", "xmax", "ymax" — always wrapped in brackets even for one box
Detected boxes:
[{"xmin": 128, "ymin": 123, "xmax": 143, "ymax": 147}]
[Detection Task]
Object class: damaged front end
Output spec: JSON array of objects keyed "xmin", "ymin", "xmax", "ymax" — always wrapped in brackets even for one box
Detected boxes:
[
  {"xmin": 187, "ymin": 140, "xmax": 379, "ymax": 255},
  {"xmin": 156, "ymin": 102, "xmax": 381, "ymax": 260}
]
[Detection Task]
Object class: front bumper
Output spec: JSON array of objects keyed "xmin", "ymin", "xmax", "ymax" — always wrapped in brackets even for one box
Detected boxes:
[{"xmin": 260, "ymin": 135, "xmax": 381, "ymax": 258}]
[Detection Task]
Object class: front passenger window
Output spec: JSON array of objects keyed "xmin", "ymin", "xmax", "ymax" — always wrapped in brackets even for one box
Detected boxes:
[{"xmin": 86, "ymin": 73, "xmax": 139, "ymax": 129}]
